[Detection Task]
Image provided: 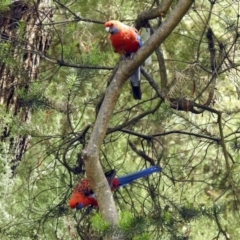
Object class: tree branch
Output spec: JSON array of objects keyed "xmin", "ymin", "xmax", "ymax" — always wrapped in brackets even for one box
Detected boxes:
[
  {"xmin": 119, "ymin": 128, "xmax": 220, "ymax": 143},
  {"xmin": 82, "ymin": 0, "xmax": 195, "ymax": 226},
  {"xmin": 135, "ymin": 0, "xmax": 173, "ymax": 29}
]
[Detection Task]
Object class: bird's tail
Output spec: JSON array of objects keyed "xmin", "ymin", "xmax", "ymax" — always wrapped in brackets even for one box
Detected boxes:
[
  {"xmin": 130, "ymin": 66, "xmax": 141, "ymax": 100},
  {"xmin": 117, "ymin": 166, "xmax": 162, "ymax": 187}
]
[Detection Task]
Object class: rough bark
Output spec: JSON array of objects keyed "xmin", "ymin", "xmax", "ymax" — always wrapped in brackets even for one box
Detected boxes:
[
  {"xmin": 82, "ymin": 0, "xmax": 194, "ymax": 230},
  {"xmin": 0, "ymin": 0, "xmax": 52, "ymax": 172}
]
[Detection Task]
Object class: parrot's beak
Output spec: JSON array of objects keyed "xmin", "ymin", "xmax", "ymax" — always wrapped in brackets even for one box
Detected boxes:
[{"xmin": 105, "ymin": 27, "xmax": 110, "ymax": 32}]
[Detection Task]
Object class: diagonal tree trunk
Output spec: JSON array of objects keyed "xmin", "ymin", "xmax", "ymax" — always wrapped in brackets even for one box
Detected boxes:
[
  {"xmin": 83, "ymin": 0, "xmax": 194, "ymax": 234},
  {"xmin": 0, "ymin": 0, "xmax": 52, "ymax": 173}
]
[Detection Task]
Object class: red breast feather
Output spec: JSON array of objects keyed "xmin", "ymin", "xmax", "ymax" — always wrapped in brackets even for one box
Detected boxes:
[
  {"xmin": 69, "ymin": 193, "xmax": 90, "ymax": 208},
  {"xmin": 108, "ymin": 22, "xmax": 140, "ymax": 55}
]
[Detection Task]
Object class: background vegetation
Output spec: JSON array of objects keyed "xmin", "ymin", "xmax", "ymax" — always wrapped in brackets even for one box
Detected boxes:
[{"xmin": 0, "ymin": 0, "xmax": 240, "ymax": 239}]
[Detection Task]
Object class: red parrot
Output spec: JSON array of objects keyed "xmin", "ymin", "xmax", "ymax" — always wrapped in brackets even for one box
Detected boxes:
[
  {"xmin": 104, "ymin": 20, "xmax": 142, "ymax": 100},
  {"xmin": 69, "ymin": 166, "xmax": 161, "ymax": 209}
]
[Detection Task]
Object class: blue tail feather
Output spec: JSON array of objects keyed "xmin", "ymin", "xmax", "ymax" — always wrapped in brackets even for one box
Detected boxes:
[
  {"xmin": 130, "ymin": 67, "xmax": 141, "ymax": 100},
  {"xmin": 130, "ymin": 67, "xmax": 140, "ymax": 87},
  {"xmin": 117, "ymin": 166, "xmax": 162, "ymax": 187}
]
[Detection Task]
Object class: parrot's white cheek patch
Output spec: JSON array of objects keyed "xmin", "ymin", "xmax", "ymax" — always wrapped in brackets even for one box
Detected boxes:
[{"xmin": 105, "ymin": 27, "xmax": 110, "ymax": 32}]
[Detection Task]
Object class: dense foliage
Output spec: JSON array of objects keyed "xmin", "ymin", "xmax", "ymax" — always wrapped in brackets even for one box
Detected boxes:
[{"xmin": 1, "ymin": 0, "xmax": 240, "ymax": 239}]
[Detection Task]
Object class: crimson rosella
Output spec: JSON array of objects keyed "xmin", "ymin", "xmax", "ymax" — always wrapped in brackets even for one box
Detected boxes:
[
  {"xmin": 69, "ymin": 165, "xmax": 161, "ymax": 209},
  {"xmin": 105, "ymin": 20, "xmax": 142, "ymax": 100}
]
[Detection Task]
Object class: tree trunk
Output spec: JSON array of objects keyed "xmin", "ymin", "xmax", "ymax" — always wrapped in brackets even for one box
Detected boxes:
[{"xmin": 0, "ymin": 0, "xmax": 52, "ymax": 173}]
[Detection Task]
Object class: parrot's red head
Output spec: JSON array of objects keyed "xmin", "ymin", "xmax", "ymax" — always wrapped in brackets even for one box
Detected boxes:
[
  {"xmin": 69, "ymin": 193, "xmax": 91, "ymax": 209},
  {"xmin": 105, "ymin": 20, "xmax": 122, "ymax": 34}
]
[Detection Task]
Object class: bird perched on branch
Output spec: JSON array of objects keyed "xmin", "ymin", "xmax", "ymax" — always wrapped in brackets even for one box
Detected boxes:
[
  {"xmin": 105, "ymin": 20, "xmax": 142, "ymax": 100},
  {"xmin": 69, "ymin": 165, "xmax": 161, "ymax": 209}
]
